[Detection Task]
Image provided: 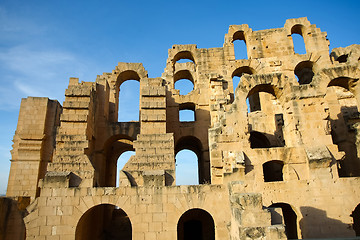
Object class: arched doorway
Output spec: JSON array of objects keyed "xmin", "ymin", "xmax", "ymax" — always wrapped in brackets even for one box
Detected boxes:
[
  {"xmin": 75, "ymin": 204, "xmax": 131, "ymax": 240},
  {"xmin": 175, "ymin": 136, "xmax": 209, "ymax": 184},
  {"xmin": 177, "ymin": 208, "xmax": 215, "ymax": 240},
  {"xmin": 102, "ymin": 136, "xmax": 134, "ymax": 187},
  {"xmin": 118, "ymin": 80, "xmax": 140, "ymax": 122},
  {"xmin": 268, "ymin": 203, "xmax": 298, "ymax": 239},
  {"xmin": 175, "ymin": 149, "xmax": 199, "ymax": 185}
]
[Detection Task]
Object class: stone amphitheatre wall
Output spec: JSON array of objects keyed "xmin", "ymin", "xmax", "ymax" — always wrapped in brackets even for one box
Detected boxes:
[{"xmin": 2, "ymin": 17, "xmax": 360, "ymax": 239}]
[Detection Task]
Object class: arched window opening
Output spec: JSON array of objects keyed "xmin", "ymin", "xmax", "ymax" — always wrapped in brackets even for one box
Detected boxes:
[
  {"xmin": 175, "ymin": 149, "xmax": 199, "ymax": 185},
  {"xmin": 263, "ymin": 160, "xmax": 284, "ymax": 182},
  {"xmin": 175, "ymin": 136, "xmax": 209, "ymax": 184},
  {"xmin": 295, "ymin": 61, "xmax": 314, "ymax": 85},
  {"xmin": 173, "ymin": 51, "xmax": 195, "ymax": 65},
  {"xmin": 292, "ymin": 34, "xmax": 306, "ymax": 55},
  {"xmin": 291, "ymin": 24, "xmax": 306, "ymax": 55},
  {"xmin": 177, "ymin": 209, "xmax": 215, "ymax": 240},
  {"xmin": 174, "ymin": 70, "xmax": 194, "ymax": 95},
  {"xmin": 352, "ymin": 204, "xmax": 360, "ymax": 236},
  {"xmin": 175, "ymin": 79, "xmax": 194, "ymax": 95},
  {"xmin": 249, "ymin": 131, "xmax": 270, "ymax": 149},
  {"xmin": 76, "ymin": 204, "xmax": 132, "ymax": 240},
  {"xmin": 336, "ymin": 54, "xmax": 348, "ymax": 63},
  {"xmin": 234, "ymin": 40, "xmax": 247, "ymax": 59},
  {"xmin": 118, "ymin": 80, "xmax": 140, "ymax": 122},
  {"xmin": 179, "ymin": 109, "xmax": 195, "ymax": 122},
  {"xmin": 116, "ymin": 151, "xmax": 135, "ymax": 187},
  {"xmin": 247, "ymin": 92, "xmax": 261, "ymax": 112},
  {"xmin": 246, "ymin": 84, "xmax": 276, "ymax": 113},
  {"xmin": 268, "ymin": 203, "xmax": 298, "ymax": 239},
  {"xmin": 179, "ymin": 103, "xmax": 196, "ymax": 122},
  {"xmin": 232, "ymin": 66, "xmax": 255, "ymax": 94},
  {"xmin": 233, "ymin": 31, "xmax": 247, "ymax": 59},
  {"xmin": 103, "ymin": 137, "xmax": 134, "ymax": 187}
]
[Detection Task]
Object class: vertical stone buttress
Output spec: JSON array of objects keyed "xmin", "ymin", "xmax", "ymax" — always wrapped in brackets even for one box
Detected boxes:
[
  {"xmin": 7, "ymin": 97, "xmax": 61, "ymax": 200},
  {"xmin": 46, "ymin": 78, "xmax": 97, "ymax": 187},
  {"xmin": 123, "ymin": 78, "xmax": 175, "ymax": 186}
]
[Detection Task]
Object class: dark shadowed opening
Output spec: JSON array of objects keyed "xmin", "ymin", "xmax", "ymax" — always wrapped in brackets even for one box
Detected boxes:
[
  {"xmin": 352, "ymin": 203, "xmax": 360, "ymax": 236},
  {"xmin": 269, "ymin": 203, "xmax": 298, "ymax": 239},
  {"xmin": 263, "ymin": 160, "xmax": 284, "ymax": 182},
  {"xmin": 177, "ymin": 208, "xmax": 215, "ymax": 240},
  {"xmin": 295, "ymin": 61, "xmax": 314, "ymax": 85},
  {"xmin": 76, "ymin": 204, "xmax": 131, "ymax": 240},
  {"xmin": 249, "ymin": 131, "xmax": 270, "ymax": 148}
]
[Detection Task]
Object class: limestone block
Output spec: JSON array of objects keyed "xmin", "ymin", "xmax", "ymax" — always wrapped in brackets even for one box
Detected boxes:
[
  {"xmin": 305, "ymin": 145, "xmax": 333, "ymax": 169},
  {"xmin": 143, "ymin": 170, "xmax": 165, "ymax": 187}
]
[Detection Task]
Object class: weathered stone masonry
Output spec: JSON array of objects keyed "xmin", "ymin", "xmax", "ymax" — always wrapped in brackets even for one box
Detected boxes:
[{"xmin": 2, "ymin": 17, "xmax": 360, "ymax": 239}]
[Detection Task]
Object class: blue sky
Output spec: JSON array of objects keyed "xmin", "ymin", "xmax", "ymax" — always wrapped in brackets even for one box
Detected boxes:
[{"xmin": 0, "ymin": 0, "xmax": 359, "ymax": 194}]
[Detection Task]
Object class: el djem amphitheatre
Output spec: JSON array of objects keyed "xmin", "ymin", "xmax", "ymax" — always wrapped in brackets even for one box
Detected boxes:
[{"xmin": 1, "ymin": 17, "xmax": 360, "ymax": 240}]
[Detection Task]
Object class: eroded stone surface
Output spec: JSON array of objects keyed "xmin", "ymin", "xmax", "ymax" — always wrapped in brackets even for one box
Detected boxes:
[{"xmin": 2, "ymin": 17, "xmax": 360, "ymax": 239}]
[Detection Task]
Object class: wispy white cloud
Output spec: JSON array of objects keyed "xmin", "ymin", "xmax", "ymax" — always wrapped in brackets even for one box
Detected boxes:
[
  {"xmin": 0, "ymin": 45, "xmax": 76, "ymax": 77},
  {"xmin": 0, "ymin": 6, "xmax": 46, "ymax": 36},
  {"xmin": 0, "ymin": 45, "xmax": 91, "ymax": 110}
]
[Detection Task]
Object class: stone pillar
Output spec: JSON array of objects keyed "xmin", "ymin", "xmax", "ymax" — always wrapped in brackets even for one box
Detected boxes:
[
  {"xmin": 123, "ymin": 78, "xmax": 175, "ymax": 186},
  {"xmin": 47, "ymin": 78, "xmax": 96, "ymax": 188},
  {"xmin": 7, "ymin": 97, "xmax": 61, "ymax": 200}
]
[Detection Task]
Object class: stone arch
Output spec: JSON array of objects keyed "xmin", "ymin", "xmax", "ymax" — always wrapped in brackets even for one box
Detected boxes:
[
  {"xmin": 224, "ymin": 24, "xmax": 251, "ymax": 45},
  {"xmin": 174, "ymin": 70, "xmax": 194, "ymax": 84},
  {"xmin": 238, "ymin": 74, "xmax": 283, "ymax": 100},
  {"xmin": 107, "ymin": 63, "xmax": 148, "ymax": 122},
  {"xmin": 175, "ymin": 136, "xmax": 208, "ymax": 184},
  {"xmin": 331, "ymin": 45, "xmax": 360, "ymax": 64},
  {"xmin": 284, "ymin": 18, "xmax": 311, "ymax": 55},
  {"xmin": 179, "ymin": 102, "xmax": 196, "ymax": 122},
  {"xmin": 294, "ymin": 61, "xmax": 315, "ymax": 84},
  {"xmin": 177, "ymin": 208, "xmax": 215, "ymax": 240},
  {"xmin": 232, "ymin": 66, "xmax": 255, "ymax": 79},
  {"xmin": 101, "ymin": 134, "xmax": 135, "ymax": 187},
  {"xmin": 174, "ymin": 70, "xmax": 195, "ymax": 95},
  {"xmin": 284, "ymin": 17, "xmax": 311, "ymax": 36},
  {"xmin": 291, "ymin": 24, "xmax": 307, "ymax": 54},
  {"xmin": 263, "ymin": 160, "xmax": 284, "ymax": 182},
  {"xmin": 75, "ymin": 203, "xmax": 132, "ymax": 240},
  {"xmin": 232, "ymin": 30, "xmax": 248, "ymax": 59},
  {"xmin": 173, "ymin": 51, "xmax": 196, "ymax": 64},
  {"xmin": 230, "ymin": 65, "xmax": 258, "ymax": 99},
  {"xmin": 315, "ymin": 66, "xmax": 360, "ymax": 95},
  {"xmin": 245, "ymin": 83, "xmax": 279, "ymax": 113},
  {"xmin": 115, "ymin": 70, "xmax": 140, "ymax": 87},
  {"xmin": 268, "ymin": 202, "xmax": 299, "ymax": 239}
]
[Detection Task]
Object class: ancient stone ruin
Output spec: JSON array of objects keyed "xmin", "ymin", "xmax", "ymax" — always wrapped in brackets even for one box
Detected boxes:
[{"xmin": 1, "ymin": 17, "xmax": 360, "ymax": 239}]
